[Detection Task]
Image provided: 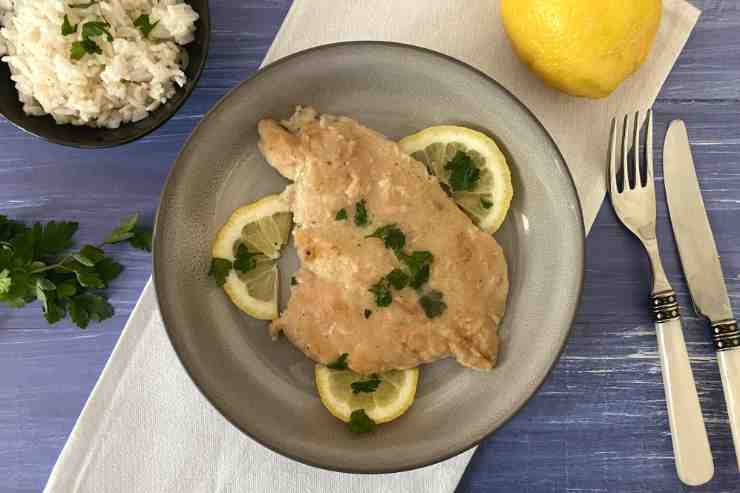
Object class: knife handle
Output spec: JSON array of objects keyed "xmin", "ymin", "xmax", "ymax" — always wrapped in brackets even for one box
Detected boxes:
[
  {"xmin": 652, "ymin": 292, "xmax": 714, "ymax": 486},
  {"xmin": 712, "ymin": 320, "xmax": 740, "ymax": 471}
]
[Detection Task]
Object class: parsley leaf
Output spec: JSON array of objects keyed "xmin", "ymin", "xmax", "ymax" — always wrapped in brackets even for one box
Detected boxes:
[
  {"xmin": 133, "ymin": 14, "xmax": 159, "ymax": 38},
  {"xmin": 208, "ymin": 258, "xmax": 232, "ymax": 287},
  {"xmin": 354, "ymin": 199, "xmax": 369, "ymax": 227},
  {"xmin": 351, "ymin": 375, "xmax": 382, "ymax": 394},
  {"xmin": 68, "ymin": 293, "xmax": 114, "ymax": 329},
  {"xmin": 347, "ymin": 409, "xmax": 376, "ymax": 434},
  {"xmin": 62, "ymin": 14, "xmax": 77, "ymax": 35},
  {"xmin": 37, "ymin": 286, "xmax": 65, "ymax": 324},
  {"xmin": 369, "ymin": 279, "xmax": 392, "ymax": 307},
  {"xmin": 56, "ymin": 280, "xmax": 77, "ymax": 298},
  {"xmin": 2, "ymin": 268, "xmax": 33, "ymax": 308},
  {"xmin": 367, "ymin": 224, "xmax": 405, "ymax": 252},
  {"xmin": 73, "ymin": 244, "xmax": 105, "ymax": 267},
  {"xmin": 481, "ymin": 198, "xmax": 493, "ymax": 210},
  {"xmin": 38, "ymin": 221, "xmax": 79, "ymax": 257},
  {"xmin": 104, "ymin": 214, "xmax": 152, "ymax": 251},
  {"xmin": 68, "ymin": 262, "xmax": 105, "ymax": 289},
  {"xmin": 104, "ymin": 214, "xmax": 138, "ymax": 244},
  {"xmin": 129, "ymin": 227, "xmax": 152, "ymax": 252},
  {"xmin": 335, "ymin": 208, "xmax": 348, "ymax": 221},
  {"xmin": 364, "ymin": 309, "xmax": 372, "ymax": 319},
  {"xmin": 386, "ymin": 269, "xmax": 409, "ymax": 290},
  {"xmin": 234, "ymin": 244, "xmax": 259, "ymax": 273},
  {"xmin": 67, "ymin": 297, "xmax": 89, "ymax": 328},
  {"xmin": 327, "ymin": 353, "xmax": 349, "ymax": 370},
  {"xmin": 0, "ymin": 215, "xmax": 26, "ymax": 243},
  {"xmin": 445, "ymin": 151, "xmax": 480, "ymax": 192},
  {"xmin": 409, "ymin": 263, "xmax": 430, "ymax": 289},
  {"xmin": 95, "ymin": 257, "xmax": 123, "ymax": 285},
  {"xmin": 398, "ymin": 251, "xmax": 433, "ymax": 289},
  {"xmin": 419, "ymin": 290, "xmax": 447, "ymax": 319},
  {"xmin": 81, "ymin": 21, "xmax": 112, "ymax": 42},
  {"xmin": 0, "ymin": 269, "xmax": 10, "ymax": 295},
  {"xmin": 70, "ymin": 38, "xmax": 102, "ymax": 60}
]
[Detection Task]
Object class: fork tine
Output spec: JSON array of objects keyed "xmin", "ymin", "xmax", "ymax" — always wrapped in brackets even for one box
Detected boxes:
[
  {"xmin": 609, "ymin": 117, "xmax": 620, "ymax": 193},
  {"xmin": 645, "ymin": 109, "xmax": 654, "ymax": 181},
  {"xmin": 622, "ymin": 114, "xmax": 632, "ymax": 189},
  {"xmin": 633, "ymin": 111, "xmax": 642, "ymax": 187}
]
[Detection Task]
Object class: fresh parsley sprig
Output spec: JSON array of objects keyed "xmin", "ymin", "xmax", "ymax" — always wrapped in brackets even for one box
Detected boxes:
[{"xmin": 0, "ymin": 214, "xmax": 151, "ymax": 328}]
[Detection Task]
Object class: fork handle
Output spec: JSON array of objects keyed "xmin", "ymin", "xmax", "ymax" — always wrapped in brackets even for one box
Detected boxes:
[{"xmin": 652, "ymin": 292, "xmax": 714, "ymax": 486}]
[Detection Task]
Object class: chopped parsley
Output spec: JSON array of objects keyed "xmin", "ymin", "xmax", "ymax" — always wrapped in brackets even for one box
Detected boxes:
[
  {"xmin": 62, "ymin": 15, "xmax": 77, "ymax": 36},
  {"xmin": 364, "ymin": 309, "xmax": 372, "ymax": 319},
  {"xmin": 386, "ymin": 269, "xmax": 409, "ymax": 290},
  {"xmin": 419, "ymin": 290, "xmax": 447, "ymax": 319},
  {"xmin": 70, "ymin": 39, "xmax": 101, "ymax": 60},
  {"xmin": 445, "ymin": 151, "xmax": 480, "ymax": 192},
  {"xmin": 369, "ymin": 279, "xmax": 392, "ymax": 307},
  {"xmin": 351, "ymin": 375, "xmax": 381, "ymax": 394},
  {"xmin": 367, "ymin": 224, "xmax": 405, "ymax": 252},
  {"xmin": 327, "ymin": 353, "xmax": 349, "ymax": 370},
  {"xmin": 354, "ymin": 199, "xmax": 369, "ymax": 227},
  {"xmin": 133, "ymin": 14, "xmax": 159, "ymax": 38},
  {"xmin": 347, "ymin": 409, "xmax": 376, "ymax": 434},
  {"xmin": 233, "ymin": 244, "xmax": 259, "ymax": 273},
  {"xmin": 335, "ymin": 208, "xmax": 348, "ymax": 221},
  {"xmin": 398, "ymin": 250, "xmax": 433, "ymax": 289},
  {"xmin": 81, "ymin": 21, "xmax": 112, "ymax": 42},
  {"xmin": 70, "ymin": 21, "xmax": 112, "ymax": 60},
  {"xmin": 481, "ymin": 198, "xmax": 493, "ymax": 209},
  {"xmin": 208, "ymin": 258, "xmax": 232, "ymax": 287}
]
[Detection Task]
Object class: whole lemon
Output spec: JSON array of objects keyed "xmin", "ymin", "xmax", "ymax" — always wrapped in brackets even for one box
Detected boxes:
[{"xmin": 501, "ymin": 0, "xmax": 662, "ymax": 98}]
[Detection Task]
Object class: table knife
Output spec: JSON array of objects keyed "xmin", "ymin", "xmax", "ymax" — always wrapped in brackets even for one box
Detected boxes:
[{"xmin": 664, "ymin": 120, "xmax": 740, "ymax": 470}]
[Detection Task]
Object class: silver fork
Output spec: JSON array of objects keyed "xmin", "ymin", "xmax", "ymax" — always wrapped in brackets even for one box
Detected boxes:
[{"xmin": 609, "ymin": 111, "xmax": 714, "ymax": 486}]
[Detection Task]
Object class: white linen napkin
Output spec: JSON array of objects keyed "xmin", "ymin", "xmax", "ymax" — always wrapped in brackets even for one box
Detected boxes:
[{"xmin": 45, "ymin": 1, "xmax": 700, "ymax": 491}]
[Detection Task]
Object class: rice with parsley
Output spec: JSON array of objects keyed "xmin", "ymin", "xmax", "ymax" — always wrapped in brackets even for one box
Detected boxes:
[{"xmin": 0, "ymin": 0, "xmax": 198, "ymax": 128}]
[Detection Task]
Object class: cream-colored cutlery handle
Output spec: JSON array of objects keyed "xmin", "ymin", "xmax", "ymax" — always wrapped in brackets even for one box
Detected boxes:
[
  {"xmin": 718, "ymin": 349, "xmax": 740, "ymax": 471},
  {"xmin": 656, "ymin": 318, "xmax": 714, "ymax": 486}
]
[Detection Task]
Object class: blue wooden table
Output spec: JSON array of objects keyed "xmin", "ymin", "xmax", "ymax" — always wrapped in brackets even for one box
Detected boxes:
[{"xmin": 2, "ymin": 1, "xmax": 739, "ymax": 491}]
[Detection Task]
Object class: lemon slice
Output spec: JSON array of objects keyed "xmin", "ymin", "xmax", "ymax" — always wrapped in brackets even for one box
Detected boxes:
[
  {"xmin": 399, "ymin": 125, "xmax": 513, "ymax": 233},
  {"xmin": 212, "ymin": 194, "xmax": 292, "ymax": 320},
  {"xmin": 315, "ymin": 365, "xmax": 419, "ymax": 424}
]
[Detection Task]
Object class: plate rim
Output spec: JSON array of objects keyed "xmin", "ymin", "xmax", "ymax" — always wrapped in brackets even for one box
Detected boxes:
[{"xmin": 153, "ymin": 40, "xmax": 586, "ymax": 474}]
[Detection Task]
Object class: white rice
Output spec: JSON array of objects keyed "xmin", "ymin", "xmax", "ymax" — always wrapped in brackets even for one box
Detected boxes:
[{"xmin": 0, "ymin": 0, "xmax": 198, "ymax": 128}]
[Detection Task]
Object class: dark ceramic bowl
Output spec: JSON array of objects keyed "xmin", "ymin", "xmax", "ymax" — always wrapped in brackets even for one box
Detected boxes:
[{"xmin": 0, "ymin": 0, "xmax": 209, "ymax": 148}]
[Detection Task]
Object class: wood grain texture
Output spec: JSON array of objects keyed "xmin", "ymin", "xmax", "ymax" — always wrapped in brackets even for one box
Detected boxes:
[{"xmin": 2, "ymin": 0, "xmax": 740, "ymax": 492}]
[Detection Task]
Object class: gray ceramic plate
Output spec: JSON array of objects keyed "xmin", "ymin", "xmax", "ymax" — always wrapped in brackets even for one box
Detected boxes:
[{"xmin": 153, "ymin": 42, "xmax": 584, "ymax": 474}]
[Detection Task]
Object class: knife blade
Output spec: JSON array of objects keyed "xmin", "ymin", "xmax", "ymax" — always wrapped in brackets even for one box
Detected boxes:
[{"xmin": 664, "ymin": 120, "xmax": 734, "ymax": 324}]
